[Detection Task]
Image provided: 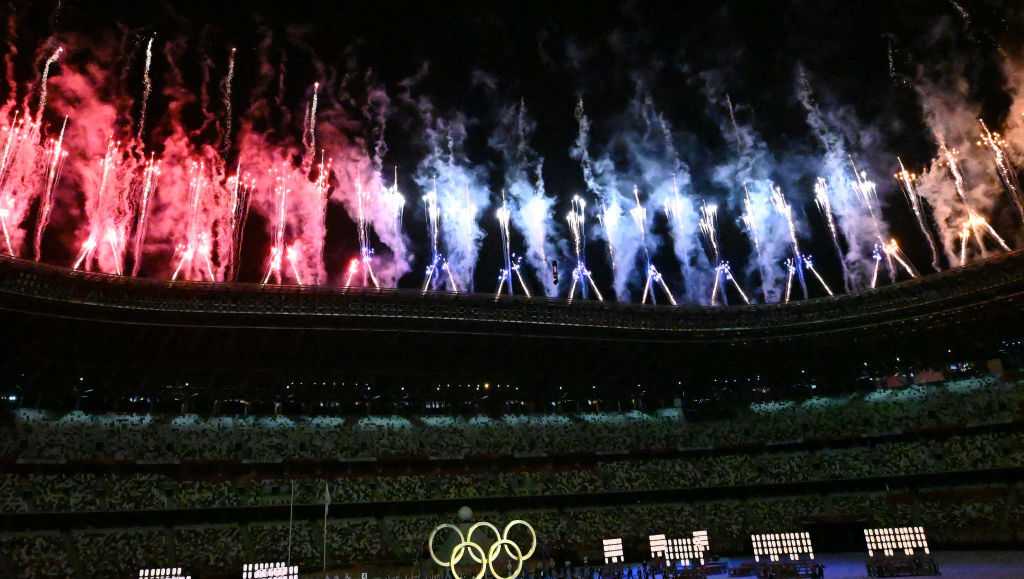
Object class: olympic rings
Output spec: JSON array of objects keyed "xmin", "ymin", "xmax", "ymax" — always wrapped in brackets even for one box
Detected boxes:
[
  {"xmin": 429, "ymin": 524, "xmax": 464, "ymax": 567},
  {"xmin": 488, "ymin": 539, "xmax": 523, "ymax": 579},
  {"xmin": 450, "ymin": 541, "xmax": 488, "ymax": 579},
  {"xmin": 502, "ymin": 520, "xmax": 537, "ymax": 560},
  {"xmin": 428, "ymin": 520, "xmax": 537, "ymax": 579},
  {"xmin": 465, "ymin": 522, "xmax": 502, "ymax": 563}
]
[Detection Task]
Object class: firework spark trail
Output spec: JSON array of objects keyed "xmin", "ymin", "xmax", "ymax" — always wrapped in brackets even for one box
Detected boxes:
[
  {"xmin": 0, "ymin": 111, "xmax": 58, "ymax": 257},
  {"xmin": 566, "ymin": 194, "xmax": 602, "ymax": 302},
  {"xmin": 941, "ymin": 145, "xmax": 1007, "ymax": 259},
  {"xmin": 171, "ymin": 162, "xmax": 211, "ymax": 281},
  {"xmin": 0, "ymin": 114, "xmax": 29, "ymax": 254},
  {"xmin": 662, "ymin": 174, "xmax": 703, "ymax": 294},
  {"xmin": 420, "ymin": 184, "xmax": 457, "ymax": 293},
  {"xmin": 803, "ymin": 254, "xmax": 834, "ymax": 296},
  {"xmin": 770, "ymin": 184, "xmax": 808, "ymax": 299},
  {"xmin": 711, "ymin": 262, "xmax": 748, "ymax": 306},
  {"xmin": 597, "ymin": 198, "xmax": 622, "ymax": 271},
  {"xmin": 977, "ymin": 119, "xmax": 1024, "ymax": 223},
  {"xmin": 630, "ymin": 186, "xmax": 674, "ymax": 305},
  {"xmin": 226, "ymin": 163, "xmax": 253, "ymax": 281},
  {"xmin": 770, "ymin": 185, "xmax": 800, "ymax": 259},
  {"xmin": 573, "ymin": 97, "xmax": 636, "ymax": 299},
  {"xmin": 381, "ymin": 166, "xmax": 405, "ymax": 234},
  {"xmin": 698, "ymin": 201, "xmax": 719, "ymax": 264},
  {"xmin": 495, "ymin": 193, "xmax": 515, "ymax": 297},
  {"xmin": 33, "ymin": 116, "xmax": 68, "ymax": 261},
  {"xmin": 941, "ymin": 144, "xmax": 974, "ymax": 208},
  {"xmin": 262, "ymin": 170, "xmax": 290, "ymax": 284},
  {"xmin": 883, "ymin": 238, "xmax": 919, "ymax": 279},
  {"xmin": 222, "ymin": 47, "xmax": 236, "ymax": 152},
  {"xmin": 969, "ymin": 210, "xmax": 1010, "ymax": 251},
  {"xmin": 493, "ymin": 100, "xmax": 555, "ymax": 296},
  {"xmin": 784, "ymin": 259, "xmax": 796, "ymax": 303},
  {"xmin": 136, "ymin": 37, "xmax": 153, "ymax": 141},
  {"xmin": 849, "ymin": 158, "xmax": 892, "ymax": 281},
  {"xmin": 740, "ymin": 186, "xmax": 770, "ymax": 302},
  {"xmin": 814, "ymin": 177, "xmax": 850, "ymax": 291},
  {"xmin": 73, "ymin": 140, "xmax": 133, "ymax": 274},
  {"xmin": 870, "ymin": 246, "xmax": 881, "ymax": 289},
  {"xmin": 942, "ymin": 145, "xmax": 986, "ymax": 257},
  {"xmin": 35, "ymin": 47, "xmax": 62, "ymax": 123},
  {"xmin": 345, "ymin": 171, "xmax": 381, "ymax": 289},
  {"xmin": 304, "ymin": 82, "xmax": 319, "ymax": 160},
  {"xmin": 895, "ymin": 157, "xmax": 940, "ymax": 271},
  {"xmin": 959, "ymin": 225, "xmax": 970, "ymax": 266},
  {"xmin": 129, "ymin": 154, "xmax": 158, "ymax": 276},
  {"xmin": 286, "ymin": 243, "xmax": 303, "ymax": 285}
]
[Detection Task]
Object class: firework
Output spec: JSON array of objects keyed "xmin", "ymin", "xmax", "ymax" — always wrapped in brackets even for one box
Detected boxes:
[
  {"xmin": 343, "ymin": 170, "xmax": 382, "ymax": 290},
  {"xmin": 739, "ymin": 185, "xmax": 772, "ymax": 303},
  {"xmin": 849, "ymin": 158, "xmax": 892, "ymax": 281},
  {"xmin": 222, "ymin": 47, "xmax": 236, "ymax": 152},
  {"xmin": 977, "ymin": 119, "xmax": 1024, "ymax": 223},
  {"xmin": 967, "ymin": 210, "xmax": 1010, "ymax": 252},
  {"xmin": 262, "ymin": 169, "xmax": 291, "ymax": 284},
  {"xmin": 137, "ymin": 37, "xmax": 154, "ymax": 141},
  {"xmin": 171, "ymin": 162, "xmax": 215, "ymax": 282},
  {"xmin": 870, "ymin": 245, "xmax": 882, "ymax": 289},
  {"xmin": 566, "ymin": 195, "xmax": 602, "ymax": 303},
  {"xmin": 802, "ymin": 254, "xmax": 834, "ymax": 297},
  {"xmin": 894, "ymin": 158, "xmax": 939, "ymax": 271},
  {"xmin": 35, "ymin": 47, "xmax": 62, "ymax": 123},
  {"xmin": 784, "ymin": 258, "xmax": 796, "ymax": 304},
  {"xmin": 32, "ymin": 116, "xmax": 69, "ymax": 261},
  {"xmin": 698, "ymin": 201, "xmax": 720, "ymax": 264},
  {"xmin": 630, "ymin": 186, "xmax": 674, "ymax": 305},
  {"xmin": 710, "ymin": 261, "xmax": 749, "ymax": 306},
  {"xmin": 494, "ymin": 192, "xmax": 531, "ymax": 298},
  {"xmin": 130, "ymin": 154, "xmax": 159, "ymax": 276},
  {"xmin": 813, "ymin": 176, "xmax": 849, "ymax": 290},
  {"xmin": 381, "ymin": 166, "xmax": 406, "ymax": 235},
  {"xmin": 421, "ymin": 181, "xmax": 458, "ymax": 293},
  {"xmin": 771, "ymin": 184, "xmax": 808, "ymax": 300},
  {"xmin": 883, "ymin": 238, "xmax": 918, "ymax": 279},
  {"xmin": 72, "ymin": 140, "xmax": 135, "ymax": 275},
  {"xmin": 225, "ymin": 163, "xmax": 254, "ymax": 281}
]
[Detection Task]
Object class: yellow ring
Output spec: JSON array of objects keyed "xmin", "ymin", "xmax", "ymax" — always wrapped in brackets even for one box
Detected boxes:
[
  {"xmin": 502, "ymin": 520, "xmax": 537, "ymax": 560},
  {"xmin": 488, "ymin": 539, "xmax": 524, "ymax": 579},
  {"xmin": 464, "ymin": 521, "xmax": 502, "ymax": 564},
  {"xmin": 450, "ymin": 541, "xmax": 487, "ymax": 579},
  {"xmin": 429, "ymin": 523, "xmax": 465, "ymax": 568}
]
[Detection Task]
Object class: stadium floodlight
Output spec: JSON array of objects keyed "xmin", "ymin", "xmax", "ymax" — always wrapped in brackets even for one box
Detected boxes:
[
  {"xmin": 241, "ymin": 562, "xmax": 299, "ymax": 579},
  {"xmin": 649, "ymin": 534, "xmax": 668, "ymax": 559},
  {"xmin": 864, "ymin": 527, "xmax": 930, "ymax": 557},
  {"xmin": 138, "ymin": 568, "xmax": 190, "ymax": 579},
  {"xmin": 603, "ymin": 538, "xmax": 624, "ymax": 564},
  {"xmin": 649, "ymin": 531, "xmax": 710, "ymax": 566},
  {"xmin": 751, "ymin": 532, "xmax": 814, "ymax": 563}
]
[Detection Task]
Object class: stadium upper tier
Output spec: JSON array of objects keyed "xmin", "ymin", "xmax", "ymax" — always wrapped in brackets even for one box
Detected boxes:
[{"xmin": 1, "ymin": 250, "xmax": 1024, "ymax": 342}]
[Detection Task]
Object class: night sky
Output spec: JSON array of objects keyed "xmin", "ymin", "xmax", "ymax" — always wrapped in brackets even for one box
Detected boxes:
[{"xmin": 2, "ymin": 0, "xmax": 1023, "ymax": 301}]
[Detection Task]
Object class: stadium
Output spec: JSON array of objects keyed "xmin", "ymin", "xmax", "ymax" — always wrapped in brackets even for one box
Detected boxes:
[{"xmin": 2, "ymin": 1, "xmax": 1024, "ymax": 578}]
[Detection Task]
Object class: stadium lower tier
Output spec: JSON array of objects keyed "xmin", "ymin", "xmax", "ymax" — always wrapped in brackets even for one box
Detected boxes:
[
  {"xmin": 1, "ymin": 485, "xmax": 1022, "ymax": 579},
  {"xmin": 4, "ymin": 378, "xmax": 1019, "ymax": 463},
  {"xmin": 1, "ymin": 429, "xmax": 1022, "ymax": 513}
]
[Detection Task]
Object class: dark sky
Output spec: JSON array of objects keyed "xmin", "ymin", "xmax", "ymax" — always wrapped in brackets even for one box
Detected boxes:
[{"xmin": 3, "ymin": 0, "xmax": 1022, "ymax": 298}]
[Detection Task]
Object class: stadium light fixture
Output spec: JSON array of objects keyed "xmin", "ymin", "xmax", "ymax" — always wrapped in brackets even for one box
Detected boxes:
[
  {"xmin": 138, "ymin": 569, "xmax": 190, "ymax": 579},
  {"xmin": 751, "ymin": 532, "xmax": 814, "ymax": 563},
  {"xmin": 241, "ymin": 562, "xmax": 299, "ymax": 579},
  {"xmin": 864, "ymin": 527, "xmax": 930, "ymax": 557},
  {"xmin": 603, "ymin": 537, "xmax": 624, "ymax": 564}
]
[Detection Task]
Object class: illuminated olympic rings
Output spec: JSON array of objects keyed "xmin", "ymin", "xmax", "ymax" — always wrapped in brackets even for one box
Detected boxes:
[{"xmin": 429, "ymin": 520, "xmax": 537, "ymax": 579}]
